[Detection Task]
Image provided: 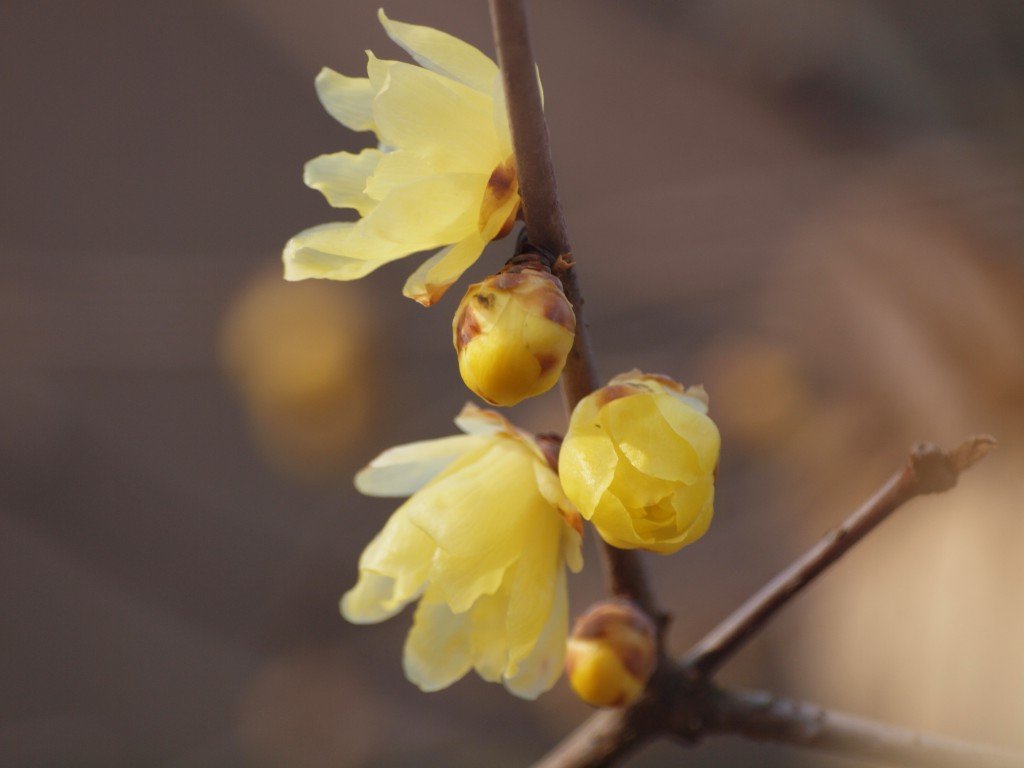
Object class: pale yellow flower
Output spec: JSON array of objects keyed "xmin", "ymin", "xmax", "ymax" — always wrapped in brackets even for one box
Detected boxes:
[
  {"xmin": 283, "ymin": 11, "xmax": 521, "ymax": 306},
  {"xmin": 341, "ymin": 405, "xmax": 583, "ymax": 698},
  {"xmin": 558, "ymin": 372, "xmax": 720, "ymax": 554}
]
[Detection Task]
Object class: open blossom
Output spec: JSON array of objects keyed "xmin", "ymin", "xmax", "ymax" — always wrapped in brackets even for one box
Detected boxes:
[
  {"xmin": 341, "ymin": 405, "xmax": 583, "ymax": 698},
  {"xmin": 558, "ymin": 371, "xmax": 720, "ymax": 554},
  {"xmin": 283, "ymin": 11, "xmax": 522, "ymax": 306}
]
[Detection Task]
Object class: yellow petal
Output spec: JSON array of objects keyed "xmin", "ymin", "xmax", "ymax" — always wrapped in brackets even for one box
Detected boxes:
[
  {"xmin": 401, "ymin": 441, "xmax": 535, "ymax": 612},
  {"xmin": 363, "ymin": 149, "xmax": 436, "ymax": 201},
  {"xmin": 503, "ymin": 568, "xmax": 568, "ymax": 699},
  {"xmin": 453, "ymin": 402, "xmax": 512, "ymax": 436},
  {"xmin": 401, "ymin": 236, "xmax": 487, "ymax": 307},
  {"xmin": 559, "ymin": 395, "xmax": 619, "ymax": 518},
  {"xmin": 401, "ymin": 190, "xmax": 516, "ymax": 306},
  {"xmin": 654, "ymin": 394, "xmax": 721, "ymax": 474},
  {"xmin": 354, "ymin": 434, "xmax": 487, "ymax": 497},
  {"xmin": 606, "ymin": 445, "xmax": 677, "ymax": 508},
  {"xmin": 314, "ymin": 67, "xmax": 375, "ymax": 133},
  {"xmin": 469, "ymin": 583, "xmax": 511, "ymax": 682},
  {"xmin": 378, "ymin": 10, "xmax": 498, "ymax": 94},
  {"xmin": 360, "ymin": 171, "xmax": 486, "ymax": 249},
  {"xmin": 371, "ymin": 58, "xmax": 499, "ymax": 172},
  {"xmin": 562, "ymin": 525, "xmax": 584, "ymax": 574},
  {"xmin": 403, "ymin": 589, "xmax": 473, "ymax": 692},
  {"xmin": 284, "ymin": 223, "xmax": 382, "ymax": 281},
  {"xmin": 600, "ymin": 394, "xmax": 703, "ymax": 483},
  {"xmin": 303, "ymin": 148, "xmax": 382, "ymax": 214},
  {"xmin": 505, "ymin": 508, "xmax": 562, "ymax": 667},
  {"xmin": 489, "ymin": 72, "xmax": 513, "ymax": 155},
  {"xmin": 589, "ymin": 489, "xmax": 645, "ymax": 549},
  {"xmin": 670, "ymin": 477, "xmax": 715, "ymax": 543},
  {"xmin": 341, "ymin": 510, "xmax": 434, "ymax": 623}
]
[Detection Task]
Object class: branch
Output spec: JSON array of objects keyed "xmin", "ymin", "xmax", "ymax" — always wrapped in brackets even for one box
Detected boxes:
[
  {"xmin": 682, "ymin": 436, "xmax": 996, "ymax": 677},
  {"xmin": 530, "ymin": 709, "xmax": 639, "ymax": 768},
  {"xmin": 709, "ymin": 687, "xmax": 1024, "ymax": 768},
  {"xmin": 488, "ymin": 0, "xmax": 660, "ymax": 622}
]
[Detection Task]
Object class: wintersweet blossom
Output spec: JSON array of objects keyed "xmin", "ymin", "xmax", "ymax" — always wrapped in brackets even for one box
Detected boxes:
[
  {"xmin": 558, "ymin": 371, "xmax": 721, "ymax": 554},
  {"xmin": 341, "ymin": 405, "xmax": 583, "ymax": 698},
  {"xmin": 283, "ymin": 11, "xmax": 522, "ymax": 306}
]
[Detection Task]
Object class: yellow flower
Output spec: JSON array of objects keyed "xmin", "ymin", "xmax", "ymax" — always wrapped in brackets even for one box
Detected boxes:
[
  {"xmin": 565, "ymin": 600, "xmax": 657, "ymax": 708},
  {"xmin": 558, "ymin": 371, "xmax": 720, "ymax": 554},
  {"xmin": 453, "ymin": 269, "xmax": 576, "ymax": 406},
  {"xmin": 283, "ymin": 11, "xmax": 521, "ymax": 307},
  {"xmin": 341, "ymin": 405, "xmax": 583, "ymax": 698}
]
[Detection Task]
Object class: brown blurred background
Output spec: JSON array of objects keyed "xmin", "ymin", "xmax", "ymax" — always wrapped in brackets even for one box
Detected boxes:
[{"xmin": 2, "ymin": 1, "xmax": 1024, "ymax": 766}]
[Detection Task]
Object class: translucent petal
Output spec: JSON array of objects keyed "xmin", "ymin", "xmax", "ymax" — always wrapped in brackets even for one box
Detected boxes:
[
  {"xmin": 468, "ymin": 583, "xmax": 510, "ymax": 682},
  {"xmin": 562, "ymin": 525, "xmax": 584, "ymax": 574},
  {"xmin": 505, "ymin": 506, "xmax": 562, "ymax": 666},
  {"xmin": 363, "ymin": 149, "xmax": 436, "ymax": 201},
  {"xmin": 355, "ymin": 434, "xmax": 487, "ymax": 497},
  {"xmin": 670, "ymin": 477, "xmax": 715, "ymax": 543},
  {"xmin": 606, "ymin": 442, "xmax": 677, "ymax": 508},
  {"xmin": 315, "ymin": 67, "xmax": 375, "ymax": 133},
  {"xmin": 340, "ymin": 510, "xmax": 434, "ymax": 622},
  {"xmin": 371, "ymin": 59, "xmax": 499, "ymax": 172},
  {"xmin": 340, "ymin": 570, "xmax": 420, "ymax": 624},
  {"xmin": 654, "ymin": 394, "xmax": 721, "ymax": 475},
  {"xmin": 399, "ymin": 185, "xmax": 516, "ymax": 305},
  {"xmin": 429, "ymin": 548, "xmax": 509, "ymax": 614},
  {"xmin": 359, "ymin": 171, "xmax": 486, "ymax": 248},
  {"xmin": 453, "ymin": 403, "xmax": 512, "ymax": 436},
  {"xmin": 601, "ymin": 394, "xmax": 703, "ymax": 483},
  {"xmin": 559, "ymin": 395, "xmax": 619, "ymax": 518},
  {"xmin": 589, "ymin": 489, "xmax": 644, "ymax": 549},
  {"xmin": 402, "ymin": 441, "xmax": 537, "ymax": 612},
  {"xmin": 503, "ymin": 568, "xmax": 568, "ymax": 699},
  {"xmin": 490, "ymin": 72, "xmax": 513, "ymax": 155},
  {"xmin": 303, "ymin": 148, "xmax": 382, "ymax": 213},
  {"xmin": 402, "ymin": 193, "xmax": 517, "ymax": 306},
  {"xmin": 401, "ymin": 235, "xmax": 487, "ymax": 307},
  {"xmin": 284, "ymin": 223, "xmax": 385, "ymax": 281},
  {"xmin": 403, "ymin": 589, "xmax": 473, "ymax": 692},
  {"xmin": 378, "ymin": 10, "xmax": 498, "ymax": 94}
]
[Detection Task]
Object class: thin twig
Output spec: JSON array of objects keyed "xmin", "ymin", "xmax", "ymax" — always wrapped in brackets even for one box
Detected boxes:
[
  {"xmin": 530, "ymin": 709, "xmax": 639, "ymax": 768},
  {"xmin": 709, "ymin": 687, "xmax": 1024, "ymax": 768},
  {"xmin": 682, "ymin": 436, "xmax": 996, "ymax": 677},
  {"xmin": 488, "ymin": 0, "xmax": 660, "ymax": 622}
]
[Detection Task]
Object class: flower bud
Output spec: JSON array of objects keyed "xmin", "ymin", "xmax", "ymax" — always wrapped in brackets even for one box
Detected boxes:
[
  {"xmin": 453, "ymin": 269, "xmax": 575, "ymax": 407},
  {"xmin": 559, "ymin": 371, "xmax": 720, "ymax": 554},
  {"xmin": 565, "ymin": 600, "xmax": 657, "ymax": 708}
]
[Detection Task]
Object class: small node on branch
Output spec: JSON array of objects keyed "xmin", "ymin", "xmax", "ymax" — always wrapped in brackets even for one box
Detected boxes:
[{"xmin": 908, "ymin": 435, "xmax": 996, "ymax": 494}]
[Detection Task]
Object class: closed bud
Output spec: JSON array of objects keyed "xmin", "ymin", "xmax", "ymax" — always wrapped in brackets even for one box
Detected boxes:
[
  {"xmin": 453, "ymin": 269, "xmax": 576, "ymax": 406},
  {"xmin": 559, "ymin": 371, "xmax": 721, "ymax": 554},
  {"xmin": 565, "ymin": 600, "xmax": 657, "ymax": 708}
]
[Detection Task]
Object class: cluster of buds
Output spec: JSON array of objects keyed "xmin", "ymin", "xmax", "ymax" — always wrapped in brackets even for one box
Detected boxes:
[{"xmin": 453, "ymin": 264, "xmax": 576, "ymax": 406}]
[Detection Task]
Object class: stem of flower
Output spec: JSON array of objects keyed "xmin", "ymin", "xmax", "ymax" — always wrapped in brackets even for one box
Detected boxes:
[{"xmin": 488, "ymin": 0, "xmax": 661, "ymax": 623}]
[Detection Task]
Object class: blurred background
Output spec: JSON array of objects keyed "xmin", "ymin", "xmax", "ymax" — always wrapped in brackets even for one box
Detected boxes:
[{"xmin": 2, "ymin": 1, "xmax": 1024, "ymax": 766}]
